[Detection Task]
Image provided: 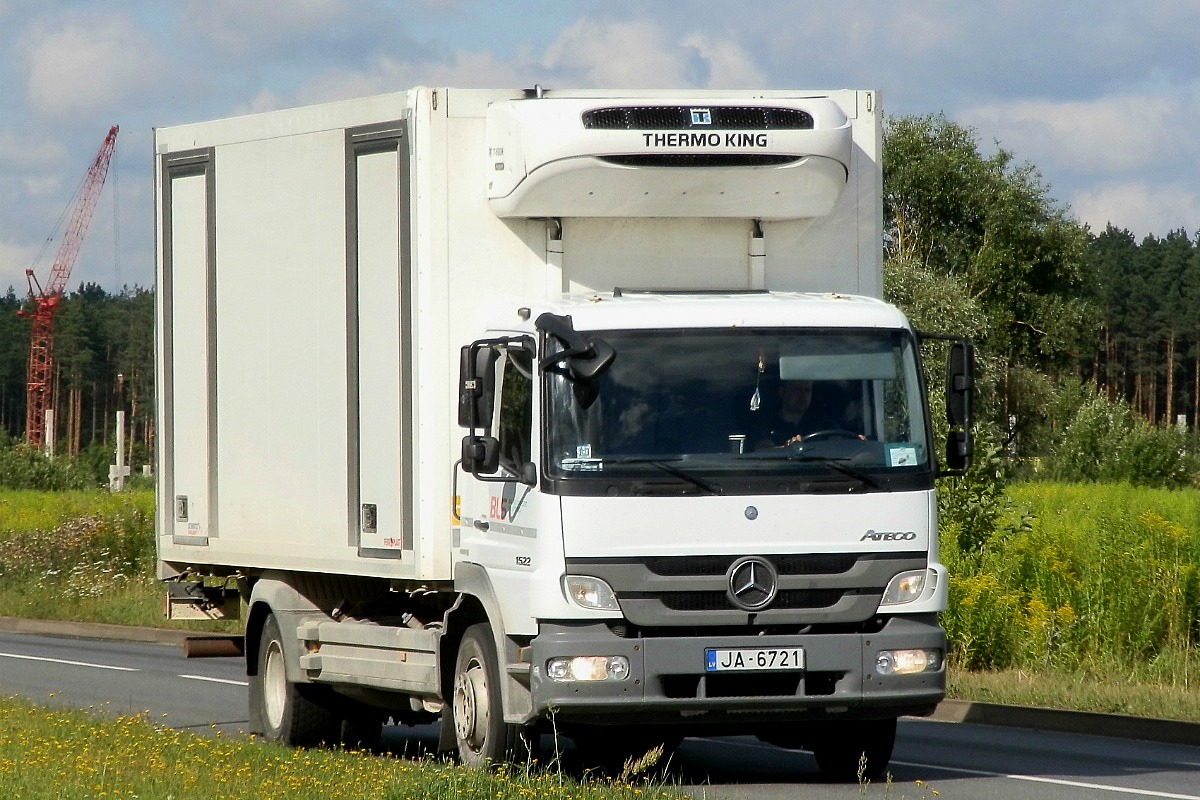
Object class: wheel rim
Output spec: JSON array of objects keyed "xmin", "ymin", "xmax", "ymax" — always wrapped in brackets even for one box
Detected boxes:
[
  {"xmin": 453, "ymin": 656, "xmax": 490, "ymax": 752},
  {"xmin": 263, "ymin": 639, "xmax": 287, "ymax": 730}
]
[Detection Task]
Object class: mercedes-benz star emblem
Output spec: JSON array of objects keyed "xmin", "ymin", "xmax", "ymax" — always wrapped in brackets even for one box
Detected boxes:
[{"xmin": 726, "ymin": 556, "xmax": 778, "ymax": 611}]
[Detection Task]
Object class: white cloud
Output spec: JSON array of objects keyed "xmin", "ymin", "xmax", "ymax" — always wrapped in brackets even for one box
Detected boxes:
[
  {"xmin": 678, "ymin": 32, "xmax": 767, "ymax": 88},
  {"xmin": 181, "ymin": 0, "xmax": 351, "ymax": 59},
  {"xmin": 541, "ymin": 18, "xmax": 762, "ymax": 89},
  {"xmin": 237, "ymin": 16, "xmax": 768, "ymax": 112},
  {"xmin": 0, "ymin": 131, "xmax": 65, "ymax": 171},
  {"xmin": 23, "ymin": 12, "xmax": 166, "ymax": 121},
  {"xmin": 959, "ymin": 94, "xmax": 1181, "ymax": 177},
  {"xmin": 1072, "ymin": 183, "xmax": 1200, "ymax": 239},
  {"xmin": 0, "ymin": 238, "xmax": 40, "ymax": 295}
]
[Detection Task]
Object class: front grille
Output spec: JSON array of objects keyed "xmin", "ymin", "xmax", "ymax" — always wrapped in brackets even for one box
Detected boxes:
[
  {"xmin": 567, "ymin": 552, "xmax": 926, "ymax": 628},
  {"xmin": 582, "ymin": 106, "xmax": 815, "ymax": 131},
  {"xmin": 645, "ymin": 553, "xmax": 858, "ymax": 577},
  {"xmin": 653, "ymin": 588, "xmax": 847, "ymax": 612}
]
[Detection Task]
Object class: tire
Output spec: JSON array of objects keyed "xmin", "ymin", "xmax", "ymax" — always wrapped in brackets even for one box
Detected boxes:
[
  {"xmin": 250, "ymin": 613, "xmax": 340, "ymax": 747},
  {"xmin": 451, "ymin": 623, "xmax": 528, "ymax": 768},
  {"xmin": 810, "ymin": 718, "xmax": 896, "ymax": 782}
]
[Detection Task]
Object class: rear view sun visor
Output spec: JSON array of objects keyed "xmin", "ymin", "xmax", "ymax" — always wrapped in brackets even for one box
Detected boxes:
[{"xmin": 486, "ymin": 96, "xmax": 853, "ymax": 220}]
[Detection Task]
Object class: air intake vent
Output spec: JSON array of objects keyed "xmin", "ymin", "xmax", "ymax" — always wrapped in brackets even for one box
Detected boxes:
[
  {"xmin": 582, "ymin": 106, "xmax": 815, "ymax": 131},
  {"xmin": 599, "ymin": 154, "xmax": 801, "ymax": 168}
]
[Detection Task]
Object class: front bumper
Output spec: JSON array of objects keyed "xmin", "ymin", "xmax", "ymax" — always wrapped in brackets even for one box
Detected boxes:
[{"xmin": 528, "ymin": 615, "xmax": 944, "ymax": 726}]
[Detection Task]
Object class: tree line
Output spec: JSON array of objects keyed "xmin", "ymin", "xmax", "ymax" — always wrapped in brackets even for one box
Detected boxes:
[
  {"xmin": 883, "ymin": 114, "xmax": 1200, "ymax": 475},
  {"xmin": 1, "ymin": 284, "xmax": 154, "ymax": 470},
  {"xmin": 1, "ymin": 113, "xmax": 1197, "ymax": 487}
]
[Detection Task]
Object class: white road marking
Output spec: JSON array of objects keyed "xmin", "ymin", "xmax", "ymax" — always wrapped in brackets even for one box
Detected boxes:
[
  {"xmin": 0, "ymin": 651, "xmax": 138, "ymax": 672},
  {"xmin": 178, "ymin": 674, "xmax": 248, "ymax": 687},
  {"xmin": 711, "ymin": 738, "xmax": 1200, "ymax": 800},
  {"xmin": 891, "ymin": 760, "xmax": 1200, "ymax": 800}
]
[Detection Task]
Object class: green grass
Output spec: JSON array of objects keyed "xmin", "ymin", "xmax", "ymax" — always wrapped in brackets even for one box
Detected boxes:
[
  {"xmin": 941, "ymin": 481, "xmax": 1200, "ymax": 676},
  {"xmin": 948, "ymin": 662, "xmax": 1200, "ymax": 721},
  {"xmin": 0, "ymin": 695, "xmax": 683, "ymax": 800},
  {"xmin": 0, "ymin": 489, "xmax": 234, "ymax": 631}
]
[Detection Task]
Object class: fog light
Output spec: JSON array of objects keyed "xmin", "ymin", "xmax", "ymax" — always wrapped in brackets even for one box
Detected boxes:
[
  {"xmin": 562, "ymin": 575, "xmax": 620, "ymax": 611},
  {"xmin": 875, "ymin": 648, "xmax": 942, "ymax": 675},
  {"xmin": 546, "ymin": 655, "xmax": 630, "ymax": 682}
]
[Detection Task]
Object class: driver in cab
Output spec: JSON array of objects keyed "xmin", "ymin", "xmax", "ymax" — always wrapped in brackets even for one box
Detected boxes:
[{"xmin": 751, "ymin": 378, "xmax": 861, "ymax": 449}]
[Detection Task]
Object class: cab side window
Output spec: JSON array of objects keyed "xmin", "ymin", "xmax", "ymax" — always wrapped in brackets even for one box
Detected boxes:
[{"xmin": 496, "ymin": 348, "xmax": 533, "ymax": 475}]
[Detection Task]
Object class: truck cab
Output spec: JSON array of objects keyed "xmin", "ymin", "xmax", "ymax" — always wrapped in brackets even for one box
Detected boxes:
[{"xmin": 455, "ymin": 290, "xmax": 970, "ymax": 775}]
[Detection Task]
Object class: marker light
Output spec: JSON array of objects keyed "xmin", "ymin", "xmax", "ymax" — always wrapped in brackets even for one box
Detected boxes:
[
  {"xmin": 876, "ymin": 648, "xmax": 942, "ymax": 676},
  {"xmin": 546, "ymin": 655, "xmax": 631, "ymax": 682},
  {"xmin": 562, "ymin": 575, "xmax": 620, "ymax": 611},
  {"xmin": 880, "ymin": 569, "xmax": 934, "ymax": 606}
]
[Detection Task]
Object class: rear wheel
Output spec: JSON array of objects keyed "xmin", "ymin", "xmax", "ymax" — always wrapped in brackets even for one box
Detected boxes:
[
  {"xmin": 810, "ymin": 718, "xmax": 896, "ymax": 782},
  {"xmin": 451, "ymin": 623, "xmax": 528, "ymax": 768},
  {"xmin": 250, "ymin": 613, "xmax": 339, "ymax": 747}
]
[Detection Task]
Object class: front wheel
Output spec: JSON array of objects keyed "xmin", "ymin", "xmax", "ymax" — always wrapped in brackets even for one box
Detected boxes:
[
  {"xmin": 250, "ymin": 613, "xmax": 340, "ymax": 747},
  {"xmin": 810, "ymin": 718, "xmax": 896, "ymax": 782},
  {"xmin": 451, "ymin": 623, "xmax": 528, "ymax": 768}
]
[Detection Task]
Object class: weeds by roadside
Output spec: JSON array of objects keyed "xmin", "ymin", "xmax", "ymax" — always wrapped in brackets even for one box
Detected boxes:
[{"xmin": 0, "ymin": 695, "xmax": 684, "ymax": 800}]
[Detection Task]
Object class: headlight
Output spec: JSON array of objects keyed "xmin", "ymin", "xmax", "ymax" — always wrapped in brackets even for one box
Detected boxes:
[
  {"xmin": 546, "ymin": 655, "xmax": 630, "ymax": 682},
  {"xmin": 876, "ymin": 648, "xmax": 942, "ymax": 675},
  {"xmin": 880, "ymin": 569, "xmax": 934, "ymax": 606},
  {"xmin": 562, "ymin": 575, "xmax": 620, "ymax": 611}
]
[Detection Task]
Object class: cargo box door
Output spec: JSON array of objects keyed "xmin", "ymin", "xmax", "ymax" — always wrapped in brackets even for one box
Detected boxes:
[
  {"xmin": 161, "ymin": 150, "xmax": 216, "ymax": 545},
  {"xmin": 348, "ymin": 123, "xmax": 414, "ymax": 559}
]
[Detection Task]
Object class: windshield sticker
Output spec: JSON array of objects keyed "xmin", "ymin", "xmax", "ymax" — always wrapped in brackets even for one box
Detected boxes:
[
  {"xmin": 576, "ymin": 444, "xmax": 593, "ymax": 459},
  {"xmin": 887, "ymin": 445, "xmax": 919, "ymax": 467},
  {"xmin": 562, "ymin": 457, "xmax": 603, "ymax": 472}
]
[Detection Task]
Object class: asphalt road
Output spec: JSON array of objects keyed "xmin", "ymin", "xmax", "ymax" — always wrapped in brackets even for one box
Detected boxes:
[{"xmin": 2, "ymin": 628, "xmax": 1200, "ymax": 799}]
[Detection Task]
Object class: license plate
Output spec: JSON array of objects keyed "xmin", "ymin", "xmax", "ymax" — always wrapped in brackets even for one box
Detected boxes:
[{"xmin": 705, "ymin": 647, "xmax": 805, "ymax": 672}]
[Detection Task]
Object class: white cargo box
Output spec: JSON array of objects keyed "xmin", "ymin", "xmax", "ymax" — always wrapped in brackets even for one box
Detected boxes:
[{"xmin": 154, "ymin": 87, "xmax": 883, "ymax": 583}]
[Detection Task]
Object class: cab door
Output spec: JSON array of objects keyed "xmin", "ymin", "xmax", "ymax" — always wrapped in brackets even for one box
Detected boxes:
[{"xmin": 457, "ymin": 342, "xmax": 542, "ymax": 597}]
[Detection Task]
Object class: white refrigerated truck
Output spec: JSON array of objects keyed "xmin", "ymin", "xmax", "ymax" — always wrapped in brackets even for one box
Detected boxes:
[{"xmin": 154, "ymin": 86, "xmax": 973, "ymax": 779}]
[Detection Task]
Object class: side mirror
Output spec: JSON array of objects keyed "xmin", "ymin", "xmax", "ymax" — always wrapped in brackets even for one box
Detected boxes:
[
  {"xmin": 518, "ymin": 461, "xmax": 538, "ymax": 487},
  {"xmin": 947, "ymin": 342, "xmax": 974, "ymax": 429},
  {"xmin": 461, "ymin": 435, "xmax": 500, "ymax": 475},
  {"xmin": 945, "ymin": 430, "xmax": 971, "ymax": 472},
  {"xmin": 944, "ymin": 342, "xmax": 975, "ymax": 473},
  {"xmin": 568, "ymin": 337, "xmax": 616, "ymax": 381},
  {"xmin": 534, "ymin": 312, "xmax": 616, "ymax": 381},
  {"xmin": 458, "ymin": 344, "xmax": 499, "ymax": 429}
]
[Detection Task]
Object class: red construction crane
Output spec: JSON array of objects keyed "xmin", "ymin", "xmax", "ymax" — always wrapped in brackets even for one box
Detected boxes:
[{"xmin": 21, "ymin": 125, "xmax": 119, "ymax": 449}]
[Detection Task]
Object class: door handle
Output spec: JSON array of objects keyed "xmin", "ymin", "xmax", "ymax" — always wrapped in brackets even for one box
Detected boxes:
[{"xmin": 473, "ymin": 519, "xmax": 490, "ymax": 532}]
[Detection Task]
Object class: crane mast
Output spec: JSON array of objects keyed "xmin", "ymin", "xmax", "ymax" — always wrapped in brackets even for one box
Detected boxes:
[{"xmin": 22, "ymin": 125, "xmax": 119, "ymax": 449}]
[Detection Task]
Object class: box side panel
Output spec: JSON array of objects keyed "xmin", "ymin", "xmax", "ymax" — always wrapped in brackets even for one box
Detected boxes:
[
  {"xmin": 156, "ymin": 97, "xmax": 429, "ymax": 579},
  {"xmin": 209, "ymin": 129, "xmax": 351, "ymax": 567},
  {"xmin": 757, "ymin": 90, "xmax": 882, "ymax": 296}
]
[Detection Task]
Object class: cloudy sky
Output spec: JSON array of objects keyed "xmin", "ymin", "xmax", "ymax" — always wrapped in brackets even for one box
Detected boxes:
[{"xmin": 2, "ymin": 0, "xmax": 1199, "ymax": 295}]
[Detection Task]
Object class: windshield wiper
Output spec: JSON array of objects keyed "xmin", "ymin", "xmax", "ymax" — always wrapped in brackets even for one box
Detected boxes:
[
  {"xmin": 601, "ymin": 456, "xmax": 724, "ymax": 496},
  {"xmin": 740, "ymin": 451, "xmax": 881, "ymax": 490},
  {"xmin": 787, "ymin": 455, "xmax": 881, "ymax": 489}
]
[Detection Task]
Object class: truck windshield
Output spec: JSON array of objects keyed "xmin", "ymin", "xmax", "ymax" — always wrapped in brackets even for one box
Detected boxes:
[{"xmin": 545, "ymin": 328, "xmax": 931, "ymax": 493}]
